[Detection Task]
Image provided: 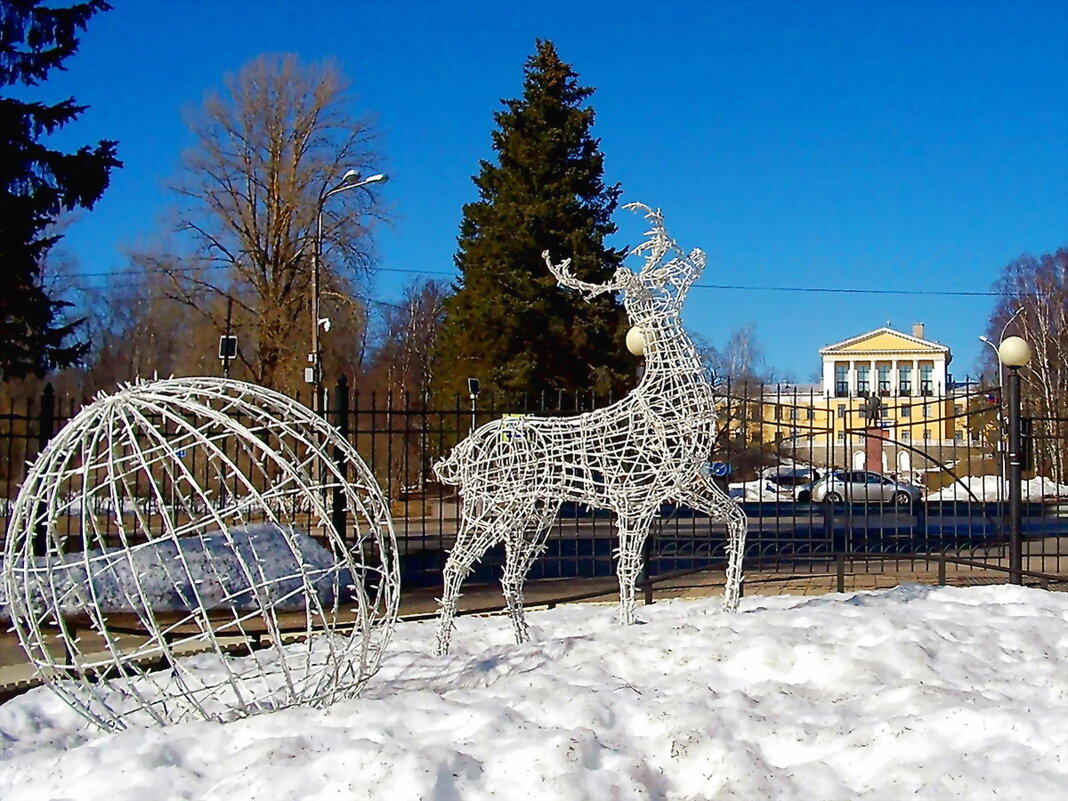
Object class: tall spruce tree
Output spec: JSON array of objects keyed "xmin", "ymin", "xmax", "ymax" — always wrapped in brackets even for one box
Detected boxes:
[
  {"xmin": 434, "ymin": 39, "xmax": 634, "ymax": 401},
  {"xmin": 0, "ymin": 0, "xmax": 119, "ymax": 379}
]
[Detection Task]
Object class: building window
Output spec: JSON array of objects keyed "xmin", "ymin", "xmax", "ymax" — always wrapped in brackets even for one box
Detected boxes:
[
  {"xmin": 901, "ymin": 404, "xmax": 911, "ymax": 419},
  {"xmin": 775, "ymin": 404, "xmax": 782, "ymax": 420},
  {"xmin": 901, "ymin": 430, "xmax": 911, "ymax": 442},
  {"xmin": 880, "ymin": 404, "xmax": 889, "ymax": 419},
  {"xmin": 953, "ymin": 404, "xmax": 963, "ymax": 416},
  {"xmin": 923, "ymin": 429, "xmax": 931, "ymax": 441},
  {"xmin": 804, "ymin": 407, "xmax": 813, "ymax": 420},
  {"xmin": 898, "ymin": 364, "xmax": 912, "ymax": 396},
  {"xmin": 877, "ymin": 365, "xmax": 891, "ymax": 396},
  {"xmin": 774, "ymin": 430, "xmax": 784, "ymax": 443},
  {"xmin": 789, "ymin": 406, "xmax": 798, "ymax": 421},
  {"xmin": 922, "ymin": 404, "xmax": 930, "ymax": 419},
  {"xmin": 837, "ymin": 431, "xmax": 845, "ymax": 441},
  {"xmin": 835, "ymin": 364, "xmax": 848, "ymax": 397},
  {"xmin": 954, "ymin": 430, "xmax": 963, "ymax": 442},
  {"xmin": 857, "ymin": 364, "xmax": 870, "ymax": 396},
  {"xmin": 920, "ymin": 364, "xmax": 934, "ymax": 396},
  {"xmin": 837, "ymin": 404, "xmax": 846, "ymax": 419}
]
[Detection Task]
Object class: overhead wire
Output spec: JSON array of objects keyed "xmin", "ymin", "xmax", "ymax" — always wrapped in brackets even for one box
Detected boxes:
[{"xmin": 58, "ymin": 261, "xmax": 1021, "ymax": 311}]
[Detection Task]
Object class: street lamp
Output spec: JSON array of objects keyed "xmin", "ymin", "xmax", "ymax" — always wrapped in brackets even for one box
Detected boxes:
[
  {"xmin": 978, "ymin": 307, "xmax": 1025, "ymax": 492},
  {"xmin": 999, "ymin": 335, "xmax": 1031, "ymax": 585},
  {"xmin": 309, "ymin": 170, "xmax": 388, "ymax": 410},
  {"xmin": 978, "ymin": 306, "xmax": 1024, "ymax": 391}
]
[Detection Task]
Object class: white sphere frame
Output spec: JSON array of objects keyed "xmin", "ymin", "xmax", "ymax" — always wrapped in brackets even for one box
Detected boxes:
[{"xmin": 2, "ymin": 377, "xmax": 399, "ymax": 730}]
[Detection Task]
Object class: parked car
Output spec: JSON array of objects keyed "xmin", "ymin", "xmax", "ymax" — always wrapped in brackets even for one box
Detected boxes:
[{"xmin": 798, "ymin": 470, "xmax": 923, "ymax": 506}]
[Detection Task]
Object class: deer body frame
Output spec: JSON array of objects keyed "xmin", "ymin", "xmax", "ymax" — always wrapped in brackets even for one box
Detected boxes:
[{"xmin": 433, "ymin": 204, "xmax": 746, "ymax": 656}]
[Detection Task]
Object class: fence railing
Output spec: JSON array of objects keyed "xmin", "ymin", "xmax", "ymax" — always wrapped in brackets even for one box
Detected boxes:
[{"xmin": 2, "ymin": 378, "xmax": 1066, "ymax": 590}]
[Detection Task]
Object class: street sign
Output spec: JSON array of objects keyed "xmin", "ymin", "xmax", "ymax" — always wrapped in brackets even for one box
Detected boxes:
[{"xmin": 218, "ymin": 335, "xmax": 237, "ymax": 360}]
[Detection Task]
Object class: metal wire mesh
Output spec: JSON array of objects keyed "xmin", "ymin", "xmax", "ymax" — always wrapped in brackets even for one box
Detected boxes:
[
  {"xmin": 2, "ymin": 377, "xmax": 399, "ymax": 731},
  {"xmin": 433, "ymin": 204, "xmax": 747, "ymax": 654}
]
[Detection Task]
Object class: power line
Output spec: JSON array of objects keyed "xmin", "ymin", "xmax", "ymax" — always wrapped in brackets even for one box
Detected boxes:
[
  {"xmin": 694, "ymin": 283, "xmax": 1014, "ymax": 298},
  {"xmin": 62, "ymin": 263, "xmax": 1019, "ymax": 299}
]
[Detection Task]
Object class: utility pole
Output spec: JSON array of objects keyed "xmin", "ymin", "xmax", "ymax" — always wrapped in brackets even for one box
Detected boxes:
[
  {"xmin": 222, "ymin": 297, "xmax": 233, "ymax": 379},
  {"xmin": 309, "ymin": 169, "xmax": 388, "ymax": 413}
]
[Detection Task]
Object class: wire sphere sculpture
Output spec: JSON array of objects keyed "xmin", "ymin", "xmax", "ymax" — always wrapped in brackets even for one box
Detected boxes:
[
  {"xmin": 434, "ymin": 203, "xmax": 747, "ymax": 655},
  {"xmin": 2, "ymin": 377, "xmax": 399, "ymax": 731}
]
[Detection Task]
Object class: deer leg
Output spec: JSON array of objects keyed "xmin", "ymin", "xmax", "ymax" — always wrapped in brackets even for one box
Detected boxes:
[
  {"xmin": 677, "ymin": 476, "xmax": 748, "ymax": 612},
  {"xmin": 436, "ymin": 506, "xmax": 500, "ymax": 656},
  {"xmin": 501, "ymin": 501, "xmax": 560, "ymax": 645},
  {"xmin": 614, "ymin": 510, "xmax": 655, "ymax": 626},
  {"xmin": 721, "ymin": 501, "xmax": 747, "ymax": 612}
]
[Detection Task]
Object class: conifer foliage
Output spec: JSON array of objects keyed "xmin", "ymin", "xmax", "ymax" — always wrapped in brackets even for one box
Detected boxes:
[
  {"xmin": 0, "ymin": 0, "xmax": 119, "ymax": 379},
  {"xmin": 434, "ymin": 40, "xmax": 634, "ymax": 400}
]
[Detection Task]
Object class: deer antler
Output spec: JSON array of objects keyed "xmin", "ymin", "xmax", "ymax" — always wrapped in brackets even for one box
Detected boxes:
[
  {"xmin": 621, "ymin": 202, "xmax": 684, "ymax": 272},
  {"xmin": 542, "ymin": 252, "xmax": 633, "ymax": 297}
]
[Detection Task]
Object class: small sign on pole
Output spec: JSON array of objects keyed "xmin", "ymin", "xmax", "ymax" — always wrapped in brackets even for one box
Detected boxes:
[{"xmin": 218, "ymin": 336, "xmax": 237, "ymax": 360}]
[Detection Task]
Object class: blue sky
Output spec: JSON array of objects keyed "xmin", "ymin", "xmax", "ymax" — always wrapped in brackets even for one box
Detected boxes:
[{"xmin": 36, "ymin": 0, "xmax": 1068, "ymax": 383}]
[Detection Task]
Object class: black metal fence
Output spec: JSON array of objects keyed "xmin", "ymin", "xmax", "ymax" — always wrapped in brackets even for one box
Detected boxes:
[{"xmin": 2, "ymin": 378, "xmax": 1066, "ymax": 592}]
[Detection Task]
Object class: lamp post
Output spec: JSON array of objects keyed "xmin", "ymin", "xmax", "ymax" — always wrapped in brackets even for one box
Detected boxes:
[
  {"xmin": 998, "ymin": 335, "xmax": 1031, "ymax": 585},
  {"xmin": 309, "ymin": 170, "xmax": 388, "ymax": 411},
  {"xmin": 978, "ymin": 306, "xmax": 1024, "ymax": 395},
  {"xmin": 978, "ymin": 307, "xmax": 1025, "ymax": 495}
]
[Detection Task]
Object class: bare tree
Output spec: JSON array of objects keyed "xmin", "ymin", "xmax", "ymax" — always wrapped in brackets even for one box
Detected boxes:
[
  {"xmin": 986, "ymin": 249, "xmax": 1068, "ymax": 483},
  {"xmin": 372, "ymin": 279, "xmax": 447, "ymax": 399},
  {"xmin": 162, "ymin": 54, "xmax": 386, "ymax": 392}
]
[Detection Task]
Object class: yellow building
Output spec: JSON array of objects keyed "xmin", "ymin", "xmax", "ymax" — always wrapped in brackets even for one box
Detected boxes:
[{"xmin": 734, "ymin": 324, "xmax": 971, "ymax": 475}]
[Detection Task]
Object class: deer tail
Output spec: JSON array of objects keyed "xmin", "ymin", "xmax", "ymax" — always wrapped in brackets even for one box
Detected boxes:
[{"xmin": 434, "ymin": 441, "xmax": 467, "ymax": 486}]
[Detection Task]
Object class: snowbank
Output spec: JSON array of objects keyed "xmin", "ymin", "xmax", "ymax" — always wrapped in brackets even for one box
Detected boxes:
[
  {"xmin": 926, "ymin": 474, "xmax": 1068, "ymax": 501},
  {"xmin": 1, "ymin": 523, "xmax": 347, "ymax": 619},
  {"xmin": 1, "ymin": 584, "xmax": 1066, "ymax": 800}
]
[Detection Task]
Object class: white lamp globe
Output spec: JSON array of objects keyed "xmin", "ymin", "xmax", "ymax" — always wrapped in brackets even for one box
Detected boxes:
[
  {"xmin": 626, "ymin": 326, "xmax": 646, "ymax": 356},
  {"xmin": 998, "ymin": 336, "xmax": 1032, "ymax": 368}
]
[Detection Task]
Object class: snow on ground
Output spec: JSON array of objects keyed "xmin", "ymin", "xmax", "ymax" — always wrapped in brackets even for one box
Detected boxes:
[
  {"xmin": 927, "ymin": 474, "xmax": 1068, "ymax": 502},
  {"xmin": 0, "ymin": 523, "xmax": 347, "ymax": 619},
  {"xmin": 2, "ymin": 584, "xmax": 1067, "ymax": 800}
]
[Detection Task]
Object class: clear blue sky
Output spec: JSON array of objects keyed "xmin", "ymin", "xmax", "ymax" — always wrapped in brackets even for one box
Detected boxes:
[{"xmin": 37, "ymin": 0, "xmax": 1068, "ymax": 383}]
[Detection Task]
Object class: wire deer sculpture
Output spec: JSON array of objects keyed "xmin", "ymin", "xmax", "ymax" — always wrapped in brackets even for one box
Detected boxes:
[{"xmin": 433, "ymin": 203, "xmax": 746, "ymax": 656}]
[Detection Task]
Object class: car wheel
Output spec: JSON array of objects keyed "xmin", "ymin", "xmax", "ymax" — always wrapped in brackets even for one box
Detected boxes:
[
  {"xmin": 890, "ymin": 491, "xmax": 912, "ymax": 508},
  {"xmin": 796, "ymin": 490, "xmax": 810, "ymax": 503},
  {"xmin": 825, "ymin": 491, "xmax": 843, "ymax": 504}
]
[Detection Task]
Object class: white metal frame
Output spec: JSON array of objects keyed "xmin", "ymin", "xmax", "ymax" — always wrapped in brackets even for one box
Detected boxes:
[
  {"xmin": 434, "ymin": 203, "xmax": 747, "ymax": 655},
  {"xmin": 2, "ymin": 377, "xmax": 399, "ymax": 730}
]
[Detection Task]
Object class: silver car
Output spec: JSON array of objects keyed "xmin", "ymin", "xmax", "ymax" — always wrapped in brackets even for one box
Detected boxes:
[{"xmin": 801, "ymin": 470, "xmax": 923, "ymax": 506}]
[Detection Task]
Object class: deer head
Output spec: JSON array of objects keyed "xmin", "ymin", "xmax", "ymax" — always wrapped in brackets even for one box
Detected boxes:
[{"xmin": 542, "ymin": 202, "xmax": 705, "ymax": 328}]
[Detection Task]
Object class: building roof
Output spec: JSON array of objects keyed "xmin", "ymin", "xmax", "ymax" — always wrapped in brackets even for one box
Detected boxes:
[{"xmin": 819, "ymin": 327, "xmax": 950, "ymax": 357}]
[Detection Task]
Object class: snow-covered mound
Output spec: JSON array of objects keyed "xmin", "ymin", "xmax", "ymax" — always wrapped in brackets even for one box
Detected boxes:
[
  {"xmin": 1, "ymin": 584, "xmax": 1065, "ymax": 800},
  {"xmin": 1, "ymin": 523, "xmax": 347, "ymax": 619},
  {"xmin": 926, "ymin": 474, "xmax": 1068, "ymax": 501}
]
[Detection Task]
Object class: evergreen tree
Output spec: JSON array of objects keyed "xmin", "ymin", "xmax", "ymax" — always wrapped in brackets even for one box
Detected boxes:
[
  {"xmin": 434, "ymin": 39, "xmax": 634, "ymax": 401},
  {"xmin": 0, "ymin": 0, "xmax": 119, "ymax": 380}
]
